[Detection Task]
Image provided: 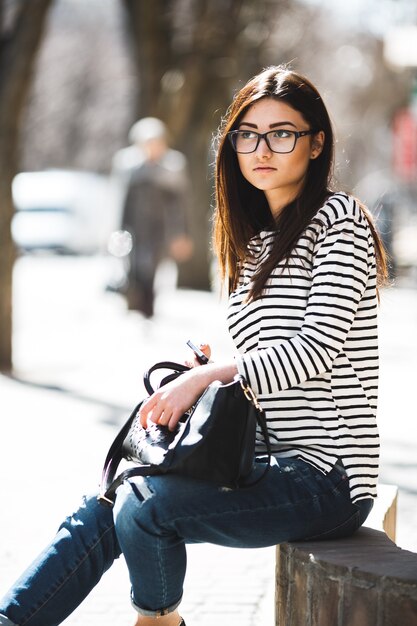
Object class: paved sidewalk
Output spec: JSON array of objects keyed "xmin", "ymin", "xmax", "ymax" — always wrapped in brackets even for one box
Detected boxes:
[{"xmin": 1, "ymin": 256, "xmax": 416, "ymax": 625}]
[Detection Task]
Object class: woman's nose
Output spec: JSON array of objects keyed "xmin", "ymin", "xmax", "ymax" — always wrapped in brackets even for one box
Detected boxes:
[{"xmin": 256, "ymin": 136, "xmax": 272, "ymax": 157}]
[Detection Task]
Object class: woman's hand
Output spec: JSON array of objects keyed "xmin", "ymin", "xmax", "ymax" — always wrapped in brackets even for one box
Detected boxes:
[
  {"xmin": 138, "ymin": 367, "xmax": 209, "ymax": 431},
  {"xmin": 185, "ymin": 342, "xmax": 211, "ymax": 368},
  {"xmin": 138, "ymin": 358, "xmax": 238, "ymax": 432}
]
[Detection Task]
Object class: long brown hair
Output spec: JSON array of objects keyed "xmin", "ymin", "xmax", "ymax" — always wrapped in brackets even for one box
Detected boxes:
[{"xmin": 213, "ymin": 65, "xmax": 388, "ymax": 298}]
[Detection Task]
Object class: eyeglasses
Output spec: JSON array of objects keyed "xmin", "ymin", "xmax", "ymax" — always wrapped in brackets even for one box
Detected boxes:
[{"xmin": 227, "ymin": 128, "xmax": 318, "ymax": 154}]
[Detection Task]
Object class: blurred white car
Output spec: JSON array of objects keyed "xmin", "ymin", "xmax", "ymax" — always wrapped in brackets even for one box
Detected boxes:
[{"xmin": 12, "ymin": 169, "xmax": 115, "ymax": 254}]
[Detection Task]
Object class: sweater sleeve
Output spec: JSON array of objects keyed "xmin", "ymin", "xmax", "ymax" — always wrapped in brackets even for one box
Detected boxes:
[{"xmin": 235, "ymin": 207, "xmax": 374, "ymax": 395}]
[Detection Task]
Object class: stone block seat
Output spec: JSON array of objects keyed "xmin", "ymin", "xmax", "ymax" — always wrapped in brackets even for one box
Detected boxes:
[{"xmin": 275, "ymin": 484, "xmax": 417, "ymax": 625}]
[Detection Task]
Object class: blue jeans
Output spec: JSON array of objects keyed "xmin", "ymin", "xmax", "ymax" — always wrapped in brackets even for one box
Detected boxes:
[{"xmin": 0, "ymin": 458, "xmax": 372, "ymax": 626}]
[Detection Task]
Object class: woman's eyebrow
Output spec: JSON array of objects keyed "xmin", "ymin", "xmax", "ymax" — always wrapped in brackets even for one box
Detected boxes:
[{"xmin": 238, "ymin": 121, "xmax": 298, "ymax": 129}]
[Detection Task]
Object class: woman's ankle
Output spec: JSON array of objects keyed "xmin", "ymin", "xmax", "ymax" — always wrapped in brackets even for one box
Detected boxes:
[{"xmin": 133, "ymin": 610, "xmax": 183, "ymax": 626}]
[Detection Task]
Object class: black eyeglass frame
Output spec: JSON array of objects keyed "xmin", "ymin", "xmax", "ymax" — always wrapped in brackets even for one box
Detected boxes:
[{"xmin": 227, "ymin": 129, "xmax": 319, "ymax": 154}]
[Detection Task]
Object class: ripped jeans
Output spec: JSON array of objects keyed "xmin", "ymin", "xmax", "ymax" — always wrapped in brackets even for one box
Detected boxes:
[{"xmin": 0, "ymin": 458, "xmax": 372, "ymax": 626}]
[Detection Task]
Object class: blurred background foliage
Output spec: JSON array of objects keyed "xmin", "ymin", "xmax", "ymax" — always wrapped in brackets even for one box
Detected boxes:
[{"xmin": 1, "ymin": 0, "xmax": 416, "ymax": 368}]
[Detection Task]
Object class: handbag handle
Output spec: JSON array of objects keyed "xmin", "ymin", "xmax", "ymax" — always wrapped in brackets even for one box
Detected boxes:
[{"xmin": 143, "ymin": 361, "xmax": 190, "ymax": 395}]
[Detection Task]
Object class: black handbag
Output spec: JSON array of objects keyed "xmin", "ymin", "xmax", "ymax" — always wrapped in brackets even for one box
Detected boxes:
[{"xmin": 98, "ymin": 361, "xmax": 271, "ymax": 506}]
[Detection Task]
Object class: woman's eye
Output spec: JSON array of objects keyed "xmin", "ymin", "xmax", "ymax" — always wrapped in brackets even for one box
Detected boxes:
[
  {"xmin": 240, "ymin": 131, "xmax": 257, "ymax": 140},
  {"xmin": 274, "ymin": 129, "xmax": 292, "ymax": 139}
]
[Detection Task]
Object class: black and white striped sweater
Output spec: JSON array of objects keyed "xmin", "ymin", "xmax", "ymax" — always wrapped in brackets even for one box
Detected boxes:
[{"xmin": 228, "ymin": 192, "xmax": 379, "ymax": 502}]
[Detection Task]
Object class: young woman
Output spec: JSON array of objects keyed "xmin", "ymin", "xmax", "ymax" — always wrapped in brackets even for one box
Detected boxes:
[{"xmin": 0, "ymin": 65, "xmax": 387, "ymax": 626}]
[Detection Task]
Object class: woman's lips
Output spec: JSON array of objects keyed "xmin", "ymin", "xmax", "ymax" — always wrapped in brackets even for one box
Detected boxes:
[{"xmin": 253, "ymin": 166, "xmax": 276, "ymax": 172}]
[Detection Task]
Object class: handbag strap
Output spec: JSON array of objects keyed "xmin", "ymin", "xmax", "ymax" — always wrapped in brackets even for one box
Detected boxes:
[
  {"xmin": 143, "ymin": 361, "xmax": 190, "ymax": 395},
  {"xmin": 238, "ymin": 376, "xmax": 272, "ymax": 488},
  {"xmin": 98, "ymin": 401, "xmax": 144, "ymax": 505},
  {"xmin": 99, "ymin": 363, "xmax": 189, "ymax": 505}
]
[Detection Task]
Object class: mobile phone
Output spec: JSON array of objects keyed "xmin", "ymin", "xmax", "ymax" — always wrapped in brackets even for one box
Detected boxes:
[{"xmin": 186, "ymin": 340, "xmax": 209, "ymax": 365}]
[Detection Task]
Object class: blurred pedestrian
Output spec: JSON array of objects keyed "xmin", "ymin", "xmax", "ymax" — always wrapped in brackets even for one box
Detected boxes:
[
  {"xmin": 0, "ymin": 65, "xmax": 388, "ymax": 626},
  {"xmin": 112, "ymin": 117, "xmax": 193, "ymax": 317}
]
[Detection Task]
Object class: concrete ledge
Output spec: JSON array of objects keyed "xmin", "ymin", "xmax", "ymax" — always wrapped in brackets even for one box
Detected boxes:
[{"xmin": 275, "ymin": 484, "xmax": 417, "ymax": 625}]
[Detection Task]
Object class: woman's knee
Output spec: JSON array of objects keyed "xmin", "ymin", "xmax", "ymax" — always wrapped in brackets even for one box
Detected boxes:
[
  {"xmin": 58, "ymin": 494, "xmax": 117, "ymax": 550},
  {"xmin": 113, "ymin": 478, "xmax": 156, "ymax": 540}
]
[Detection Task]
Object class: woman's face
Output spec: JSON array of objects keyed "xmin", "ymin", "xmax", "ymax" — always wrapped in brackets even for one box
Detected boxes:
[{"xmin": 236, "ymin": 97, "xmax": 324, "ymax": 217}]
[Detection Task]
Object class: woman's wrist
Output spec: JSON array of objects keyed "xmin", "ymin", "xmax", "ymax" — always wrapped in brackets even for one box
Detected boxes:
[{"xmin": 189, "ymin": 361, "xmax": 238, "ymax": 391}]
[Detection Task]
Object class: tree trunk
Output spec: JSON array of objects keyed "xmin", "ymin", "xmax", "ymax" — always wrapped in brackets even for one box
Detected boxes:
[
  {"xmin": 121, "ymin": 0, "xmax": 257, "ymax": 291},
  {"xmin": 0, "ymin": 0, "xmax": 54, "ymax": 371},
  {"xmin": 122, "ymin": 0, "xmax": 170, "ymax": 117}
]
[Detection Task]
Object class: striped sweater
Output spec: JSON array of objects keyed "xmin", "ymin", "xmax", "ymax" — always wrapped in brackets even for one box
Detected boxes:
[{"xmin": 228, "ymin": 192, "xmax": 379, "ymax": 502}]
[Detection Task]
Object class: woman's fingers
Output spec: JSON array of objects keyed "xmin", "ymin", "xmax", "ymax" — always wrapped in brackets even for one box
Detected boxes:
[
  {"xmin": 200, "ymin": 343, "xmax": 211, "ymax": 360},
  {"xmin": 139, "ymin": 391, "xmax": 181, "ymax": 431},
  {"xmin": 139, "ymin": 394, "xmax": 159, "ymax": 427},
  {"xmin": 138, "ymin": 366, "xmax": 209, "ymax": 431},
  {"xmin": 186, "ymin": 342, "xmax": 212, "ymax": 368}
]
